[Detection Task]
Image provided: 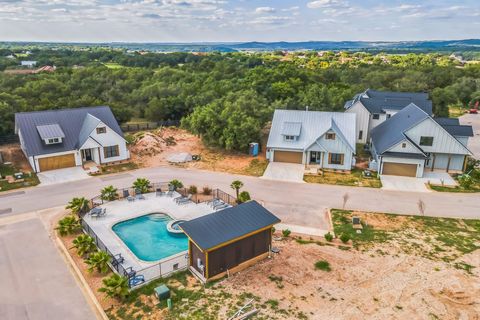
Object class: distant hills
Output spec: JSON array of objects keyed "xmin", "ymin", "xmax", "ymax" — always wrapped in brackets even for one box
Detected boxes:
[{"xmin": 2, "ymin": 39, "xmax": 480, "ymax": 53}]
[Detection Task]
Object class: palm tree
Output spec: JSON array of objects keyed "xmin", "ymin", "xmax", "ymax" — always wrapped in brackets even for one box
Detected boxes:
[
  {"xmin": 230, "ymin": 180, "xmax": 244, "ymax": 198},
  {"xmin": 56, "ymin": 215, "xmax": 81, "ymax": 236},
  {"xmin": 132, "ymin": 178, "xmax": 150, "ymax": 194},
  {"xmin": 169, "ymin": 179, "xmax": 184, "ymax": 190},
  {"xmin": 98, "ymin": 274, "xmax": 130, "ymax": 300},
  {"xmin": 66, "ymin": 197, "xmax": 90, "ymax": 215},
  {"xmin": 86, "ymin": 251, "xmax": 111, "ymax": 274},
  {"xmin": 100, "ymin": 185, "xmax": 118, "ymax": 201},
  {"xmin": 72, "ymin": 234, "xmax": 96, "ymax": 257}
]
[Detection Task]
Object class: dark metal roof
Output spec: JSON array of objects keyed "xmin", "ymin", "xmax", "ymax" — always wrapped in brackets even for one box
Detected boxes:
[
  {"xmin": 365, "ymin": 89, "xmax": 429, "ymax": 101},
  {"xmin": 371, "ymin": 103, "xmax": 429, "ymax": 155},
  {"xmin": 15, "ymin": 106, "xmax": 124, "ymax": 157},
  {"xmin": 434, "ymin": 117, "xmax": 460, "ymax": 126},
  {"xmin": 381, "ymin": 152, "xmax": 428, "ymax": 159},
  {"xmin": 36, "ymin": 124, "xmax": 65, "ymax": 139},
  {"xmin": 441, "ymin": 125, "xmax": 474, "ymax": 137},
  {"xmin": 359, "ymin": 97, "xmax": 433, "ymax": 115},
  {"xmin": 179, "ymin": 201, "xmax": 281, "ymax": 251}
]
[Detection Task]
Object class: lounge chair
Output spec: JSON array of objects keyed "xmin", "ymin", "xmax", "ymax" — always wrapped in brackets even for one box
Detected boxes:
[
  {"xmin": 122, "ymin": 189, "xmax": 130, "ymax": 198},
  {"xmin": 166, "ymin": 185, "xmax": 175, "ymax": 197},
  {"xmin": 156, "ymin": 188, "xmax": 164, "ymax": 197},
  {"xmin": 135, "ymin": 193, "xmax": 145, "ymax": 200},
  {"xmin": 129, "ymin": 275, "xmax": 145, "ymax": 287},
  {"xmin": 177, "ymin": 194, "xmax": 192, "ymax": 205},
  {"xmin": 111, "ymin": 253, "xmax": 124, "ymax": 267},
  {"xmin": 124, "ymin": 267, "xmax": 136, "ymax": 278},
  {"xmin": 96, "ymin": 208, "xmax": 107, "ymax": 218},
  {"xmin": 208, "ymin": 198, "xmax": 222, "ymax": 207},
  {"xmin": 127, "ymin": 196, "xmax": 135, "ymax": 202},
  {"xmin": 214, "ymin": 203, "xmax": 229, "ymax": 210}
]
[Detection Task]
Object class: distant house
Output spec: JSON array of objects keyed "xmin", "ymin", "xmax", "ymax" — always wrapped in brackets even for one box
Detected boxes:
[
  {"xmin": 266, "ymin": 109, "xmax": 356, "ymax": 171},
  {"xmin": 180, "ymin": 201, "xmax": 280, "ymax": 283},
  {"xmin": 15, "ymin": 106, "xmax": 129, "ymax": 172},
  {"xmin": 344, "ymin": 89, "xmax": 433, "ymax": 143},
  {"xmin": 370, "ymin": 104, "xmax": 473, "ymax": 177},
  {"xmin": 20, "ymin": 60, "xmax": 37, "ymax": 68}
]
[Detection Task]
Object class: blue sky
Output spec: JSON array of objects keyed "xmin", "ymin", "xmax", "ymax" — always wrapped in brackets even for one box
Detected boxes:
[{"xmin": 0, "ymin": 0, "xmax": 479, "ymax": 42}]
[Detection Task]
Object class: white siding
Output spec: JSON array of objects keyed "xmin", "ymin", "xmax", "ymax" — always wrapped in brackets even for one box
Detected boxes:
[
  {"xmin": 89, "ymin": 122, "xmax": 129, "ymax": 164},
  {"xmin": 405, "ymin": 118, "xmax": 470, "ymax": 155},
  {"xmin": 368, "ymin": 113, "xmax": 388, "ymax": 133},
  {"xmin": 387, "ymin": 139, "xmax": 422, "ymax": 154},
  {"xmin": 455, "ymin": 136, "xmax": 469, "ymax": 148},
  {"xmin": 346, "ymin": 102, "xmax": 369, "ymax": 144},
  {"xmin": 425, "ymin": 153, "xmax": 465, "ymax": 171},
  {"xmin": 309, "ymin": 129, "xmax": 354, "ymax": 170}
]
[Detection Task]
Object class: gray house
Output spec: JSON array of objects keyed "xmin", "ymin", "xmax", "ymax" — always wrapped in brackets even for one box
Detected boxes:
[
  {"xmin": 15, "ymin": 106, "xmax": 129, "ymax": 173},
  {"xmin": 370, "ymin": 104, "xmax": 472, "ymax": 177},
  {"xmin": 345, "ymin": 89, "xmax": 433, "ymax": 143},
  {"xmin": 266, "ymin": 109, "xmax": 356, "ymax": 171}
]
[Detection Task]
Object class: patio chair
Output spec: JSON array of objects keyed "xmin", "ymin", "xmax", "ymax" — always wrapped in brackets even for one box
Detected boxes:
[
  {"xmin": 214, "ymin": 203, "xmax": 229, "ymax": 210},
  {"xmin": 135, "ymin": 193, "xmax": 145, "ymax": 200},
  {"xmin": 124, "ymin": 267, "xmax": 136, "ymax": 278},
  {"xmin": 129, "ymin": 275, "xmax": 145, "ymax": 287},
  {"xmin": 111, "ymin": 253, "xmax": 124, "ymax": 267},
  {"xmin": 96, "ymin": 208, "xmax": 107, "ymax": 218},
  {"xmin": 208, "ymin": 198, "xmax": 221, "ymax": 207},
  {"xmin": 177, "ymin": 194, "xmax": 192, "ymax": 205},
  {"xmin": 122, "ymin": 189, "xmax": 130, "ymax": 199},
  {"xmin": 127, "ymin": 195, "xmax": 135, "ymax": 202},
  {"xmin": 166, "ymin": 185, "xmax": 175, "ymax": 197},
  {"xmin": 156, "ymin": 188, "xmax": 164, "ymax": 197},
  {"xmin": 174, "ymin": 194, "xmax": 187, "ymax": 203}
]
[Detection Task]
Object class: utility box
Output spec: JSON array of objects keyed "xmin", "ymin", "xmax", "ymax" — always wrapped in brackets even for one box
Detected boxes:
[
  {"xmin": 249, "ymin": 143, "xmax": 259, "ymax": 157},
  {"xmin": 154, "ymin": 285, "xmax": 171, "ymax": 301}
]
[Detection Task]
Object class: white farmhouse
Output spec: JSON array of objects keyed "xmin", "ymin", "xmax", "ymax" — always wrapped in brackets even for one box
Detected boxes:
[{"xmin": 15, "ymin": 106, "xmax": 129, "ymax": 173}]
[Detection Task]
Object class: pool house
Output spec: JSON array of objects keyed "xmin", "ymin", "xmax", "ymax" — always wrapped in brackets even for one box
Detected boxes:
[{"xmin": 180, "ymin": 201, "xmax": 281, "ymax": 283}]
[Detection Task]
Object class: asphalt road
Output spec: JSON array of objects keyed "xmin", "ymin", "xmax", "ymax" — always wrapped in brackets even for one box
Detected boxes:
[
  {"xmin": 460, "ymin": 113, "xmax": 480, "ymax": 160},
  {"xmin": 0, "ymin": 217, "xmax": 95, "ymax": 320},
  {"xmin": 1, "ymin": 166, "xmax": 479, "ymax": 222}
]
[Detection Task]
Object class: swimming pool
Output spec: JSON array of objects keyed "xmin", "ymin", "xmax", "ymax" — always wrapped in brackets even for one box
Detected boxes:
[{"xmin": 112, "ymin": 213, "xmax": 188, "ymax": 262}]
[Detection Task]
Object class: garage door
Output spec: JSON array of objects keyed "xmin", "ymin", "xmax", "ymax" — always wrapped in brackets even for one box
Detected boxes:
[
  {"xmin": 273, "ymin": 151, "xmax": 303, "ymax": 164},
  {"xmin": 38, "ymin": 154, "xmax": 76, "ymax": 171},
  {"xmin": 382, "ymin": 162, "xmax": 417, "ymax": 177}
]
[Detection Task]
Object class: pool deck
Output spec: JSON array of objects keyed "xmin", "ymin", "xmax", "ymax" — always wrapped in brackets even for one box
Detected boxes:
[{"xmin": 83, "ymin": 192, "xmax": 214, "ymax": 273}]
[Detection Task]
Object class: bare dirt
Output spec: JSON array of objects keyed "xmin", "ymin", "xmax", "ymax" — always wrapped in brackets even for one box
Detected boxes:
[
  {"xmin": 0, "ymin": 144, "xmax": 33, "ymax": 172},
  {"xmin": 129, "ymin": 127, "xmax": 267, "ymax": 176}
]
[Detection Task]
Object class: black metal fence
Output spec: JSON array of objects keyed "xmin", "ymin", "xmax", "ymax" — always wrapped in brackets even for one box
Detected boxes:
[
  {"xmin": 120, "ymin": 120, "xmax": 180, "ymax": 132},
  {"xmin": 0, "ymin": 135, "xmax": 19, "ymax": 145}
]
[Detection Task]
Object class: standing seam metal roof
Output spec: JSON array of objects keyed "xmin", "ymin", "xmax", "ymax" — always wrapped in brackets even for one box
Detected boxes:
[
  {"xmin": 15, "ymin": 106, "xmax": 124, "ymax": 157},
  {"xmin": 36, "ymin": 124, "xmax": 65, "ymax": 140},
  {"xmin": 179, "ymin": 201, "xmax": 281, "ymax": 251}
]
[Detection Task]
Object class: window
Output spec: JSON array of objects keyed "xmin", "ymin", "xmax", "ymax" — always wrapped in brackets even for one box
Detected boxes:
[
  {"xmin": 387, "ymin": 114, "xmax": 392, "ymax": 119},
  {"xmin": 358, "ymin": 130, "xmax": 363, "ymax": 140},
  {"xmin": 402, "ymin": 142, "xmax": 407, "ymax": 148},
  {"xmin": 96, "ymin": 127, "xmax": 107, "ymax": 134},
  {"xmin": 47, "ymin": 137, "xmax": 60, "ymax": 144},
  {"xmin": 104, "ymin": 145, "xmax": 119, "ymax": 158},
  {"xmin": 284, "ymin": 135, "xmax": 295, "ymax": 141},
  {"xmin": 372, "ymin": 113, "xmax": 380, "ymax": 120},
  {"xmin": 419, "ymin": 136, "xmax": 434, "ymax": 146},
  {"xmin": 328, "ymin": 153, "xmax": 344, "ymax": 165},
  {"xmin": 326, "ymin": 132, "xmax": 336, "ymax": 140}
]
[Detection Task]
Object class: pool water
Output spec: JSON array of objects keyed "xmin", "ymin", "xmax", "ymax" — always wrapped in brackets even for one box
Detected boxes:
[{"xmin": 112, "ymin": 213, "xmax": 188, "ymax": 262}]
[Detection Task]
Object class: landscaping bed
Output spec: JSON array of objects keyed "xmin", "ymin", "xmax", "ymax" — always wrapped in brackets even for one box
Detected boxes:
[
  {"xmin": 304, "ymin": 168, "xmax": 381, "ymax": 188},
  {"xmin": 0, "ymin": 163, "xmax": 39, "ymax": 191}
]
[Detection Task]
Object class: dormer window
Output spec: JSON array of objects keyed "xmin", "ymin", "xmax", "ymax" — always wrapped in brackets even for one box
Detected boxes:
[
  {"xmin": 36, "ymin": 124, "xmax": 65, "ymax": 145},
  {"xmin": 281, "ymin": 122, "xmax": 301, "ymax": 142},
  {"xmin": 47, "ymin": 137, "xmax": 61, "ymax": 144},
  {"xmin": 96, "ymin": 127, "xmax": 107, "ymax": 134},
  {"xmin": 372, "ymin": 113, "xmax": 380, "ymax": 120},
  {"xmin": 285, "ymin": 135, "xmax": 296, "ymax": 141}
]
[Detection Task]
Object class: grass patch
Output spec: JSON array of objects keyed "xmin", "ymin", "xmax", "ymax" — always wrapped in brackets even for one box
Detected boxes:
[
  {"xmin": 99, "ymin": 162, "xmax": 139, "ymax": 175},
  {"xmin": 243, "ymin": 158, "xmax": 269, "ymax": 176},
  {"xmin": 0, "ymin": 164, "xmax": 39, "ymax": 192},
  {"xmin": 304, "ymin": 168, "xmax": 382, "ymax": 188},
  {"xmin": 448, "ymin": 104, "xmax": 468, "ymax": 118},
  {"xmin": 314, "ymin": 260, "xmax": 331, "ymax": 271},
  {"xmin": 429, "ymin": 184, "xmax": 480, "ymax": 193}
]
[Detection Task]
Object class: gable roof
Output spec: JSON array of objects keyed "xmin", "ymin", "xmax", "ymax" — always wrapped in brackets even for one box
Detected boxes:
[
  {"xmin": 365, "ymin": 89, "xmax": 429, "ymax": 101},
  {"xmin": 179, "ymin": 201, "xmax": 280, "ymax": 251},
  {"xmin": 371, "ymin": 103, "xmax": 429, "ymax": 155},
  {"xmin": 15, "ymin": 106, "xmax": 123, "ymax": 157},
  {"xmin": 281, "ymin": 122, "xmax": 302, "ymax": 136},
  {"xmin": 267, "ymin": 109, "xmax": 356, "ymax": 152},
  {"xmin": 36, "ymin": 124, "xmax": 65, "ymax": 140},
  {"xmin": 434, "ymin": 118, "xmax": 473, "ymax": 137}
]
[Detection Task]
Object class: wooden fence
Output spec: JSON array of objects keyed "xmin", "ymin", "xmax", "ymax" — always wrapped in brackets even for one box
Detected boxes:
[
  {"xmin": 0, "ymin": 135, "xmax": 19, "ymax": 145},
  {"xmin": 120, "ymin": 120, "xmax": 180, "ymax": 132}
]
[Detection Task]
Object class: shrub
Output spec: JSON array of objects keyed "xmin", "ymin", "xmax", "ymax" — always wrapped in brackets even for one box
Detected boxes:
[
  {"xmin": 86, "ymin": 251, "xmax": 111, "ymax": 274},
  {"xmin": 314, "ymin": 260, "xmax": 331, "ymax": 272},
  {"xmin": 340, "ymin": 233, "xmax": 350, "ymax": 244},
  {"xmin": 56, "ymin": 215, "xmax": 81, "ymax": 236},
  {"xmin": 100, "ymin": 185, "xmax": 118, "ymax": 201},
  {"xmin": 132, "ymin": 178, "xmax": 150, "ymax": 194},
  {"xmin": 66, "ymin": 197, "xmax": 90, "ymax": 215},
  {"xmin": 202, "ymin": 186, "xmax": 212, "ymax": 195},
  {"xmin": 237, "ymin": 191, "xmax": 251, "ymax": 203},
  {"xmin": 72, "ymin": 234, "xmax": 97, "ymax": 257},
  {"xmin": 324, "ymin": 232, "xmax": 333, "ymax": 242},
  {"xmin": 98, "ymin": 274, "xmax": 130, "ymax": 301},
  {"xmin": 169, "ymin": 179, "xmax": 183, "ymax": 190},
  {"xmin": 188, "ymin": 185, "xmax": 198, "ymax": 194},
  {"xmin": 282, "ymin": 229, "xmax": 291, "ymax": 237},
  {"xmin": 458, "ymin": 174, "xmax": 473, "ymax": 189}
]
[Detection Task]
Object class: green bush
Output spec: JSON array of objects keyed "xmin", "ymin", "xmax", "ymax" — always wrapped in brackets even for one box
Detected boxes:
[
  {"xmin": 98, "ymin": 274, "xmax": 130, "ymax": 301},
  {"xmin": 66, "ymin": 197, "xmax": 90, "ymax": 215},
  {"xmin": 238, "ymin": 191, "xmax": 251, "ymax": 203},
  {"xmin": 100, "ymin": 185, "xmax": 118, "ymax": 201},
  {"xmin": 282, "ymin": 229, "xmax": 291, "ymax": 237},
  {"xmin": 202, "ymin": 186, "xmax": 212, "ymax": 195},
  {"xmin": 169, "ymin": 179, "xmax": 183, "ymax": 190},
  {"xmin": 133, "ymin": 178, "xmax": 150, "ymax": 194},
  {"xmin": 56, "ymin": 215, "xmax": 81, "ymax": 236},
  {"xmin": 188, "ymin": 185, "xmax": 198, "ymax": 194},
  {"xmin": 458, "ymin": 174, "xmax": 474, "ymax": 189},
  {"xmin": 324, "ymin": 232, "xmax": 333, "ymax": 242},
  {"xmin": 86, "ymin": 251, "xmax": 111, "ymax": 274},
  {"xmin": 340, "ymin": 233, "xmax": 350, "ymax": 244},
  {"xmin": 72, "ymin": 234, "xmax": 97, "ymax": 257},
  {"xmin": 314, "ymin": 260, "xmax": 331, "ymax": 272}
]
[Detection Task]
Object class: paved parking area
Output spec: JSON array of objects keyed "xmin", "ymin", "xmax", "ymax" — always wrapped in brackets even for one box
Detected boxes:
[
  {"xmin": 37, "ymin": 167, "xmax": 91, "ymax": 186},
  {"xmin": 0, "ymin": 217, "xmax": 95, "ymax": 320},
  {"xmin": 261, "ymin": 162, "xmax": 305, "ymax": 183},
  {"xmin": 381, "ymin": 172, "xmax": 456, "ymax": 193}
]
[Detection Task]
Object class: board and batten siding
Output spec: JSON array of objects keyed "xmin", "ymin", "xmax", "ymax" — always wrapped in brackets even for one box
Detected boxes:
[
  {"xmin": 387, "ymin": 139, "xmax": 423, "ymax": 154},
  {"xmin": 345, "ymin": 102, "xmax": 369, "ymax": 143},
  {"xmin": 405, "ymin": 118, "xmax": 470, "ymax": 155},
  {"xmin": 89, "ymin": 121, "xmax": 129, "ymax": 163},
  {"xmin": 425, "ymin": 154, "xmax": 465, "ymax": 171},
  {"xmin": 308, "ymin": 129, "xmax": 354, "ymax": 170}
]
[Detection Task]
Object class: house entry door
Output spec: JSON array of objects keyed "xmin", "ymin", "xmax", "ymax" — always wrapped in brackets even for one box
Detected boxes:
[
  {"xmin": 310, "ymin": 151, "xmax": 321, "ymax": 164},
  {"xmin": 84, "ymin": 149, "xmax": 92, "ymax": 161}
]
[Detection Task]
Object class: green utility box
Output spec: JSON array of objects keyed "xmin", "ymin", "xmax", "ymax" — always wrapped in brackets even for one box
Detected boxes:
[{"xmin": 154, "ymin": 285, "xmax": 170, "ymax": 301}]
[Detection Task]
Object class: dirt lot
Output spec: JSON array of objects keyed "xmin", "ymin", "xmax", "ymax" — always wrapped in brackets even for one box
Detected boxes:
[
  {"xmin": 0, "ymin": 144, "xmax": 32, "ymax": 172},
  {"xmin": 58, "ymin": 208, "xmax": 480, "ymax": 320},
  {"xmin": 128, "ymin": 127, "xmax": 268, "ymax": 176}
]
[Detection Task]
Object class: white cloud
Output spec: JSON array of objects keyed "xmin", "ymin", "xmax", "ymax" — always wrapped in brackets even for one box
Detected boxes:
[
  {"xmin": 255, "ymin": 7, "xmax": 275, "ymax": 14},
  {"xmin": 307, "ymin": 0, "xmax": 348, "ymax": 9}
]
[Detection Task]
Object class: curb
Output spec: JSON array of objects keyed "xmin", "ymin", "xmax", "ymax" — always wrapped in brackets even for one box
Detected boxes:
[{"xmin": 55, "ymin": 235, "xmax": 109, "ymax": 320}]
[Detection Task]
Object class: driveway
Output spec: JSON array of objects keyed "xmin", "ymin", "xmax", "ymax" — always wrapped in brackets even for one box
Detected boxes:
[
  {"xmin": 261, "ymin": 162, "xmax": 305, "ymax": 183},
  {"xmin": 380, "ymin": 172, "xmax": 456, "ymax": 193},
  {"xmin": 0, "ymin": 216, "xmax": 96, "ymax": 320},
  {"xmin": 37, "ymin": 167, "xmax": 91, "ymax": 186},
  {"xmin": 460, "ymin": 113, "xmax": 480, "ymax": 159}
]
